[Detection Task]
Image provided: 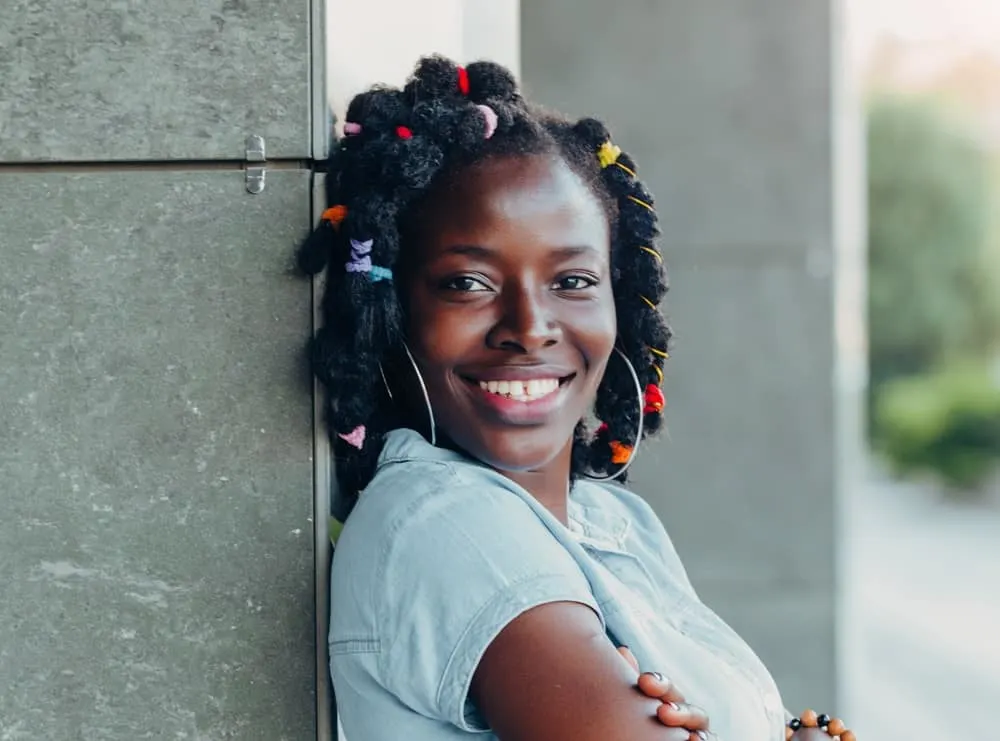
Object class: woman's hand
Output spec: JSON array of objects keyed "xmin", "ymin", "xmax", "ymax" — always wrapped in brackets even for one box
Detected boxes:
[
  {"xmin": 618, "ymin": 646, "xmax": 713, "ymax": 740},
  {"xmin": 790, "ymin": 731, "xmax": 831, "ymax": 741}
]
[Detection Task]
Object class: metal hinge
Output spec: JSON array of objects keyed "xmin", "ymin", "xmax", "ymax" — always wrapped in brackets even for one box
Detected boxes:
[{"xmin": 245, "ymin": 135, "xmax": 266, "ymax": 194}]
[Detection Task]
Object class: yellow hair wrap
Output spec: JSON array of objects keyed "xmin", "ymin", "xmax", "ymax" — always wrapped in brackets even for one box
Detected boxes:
[{"xmin": 597, "ymin": 141, "xmax": 622, "ymax": 168}]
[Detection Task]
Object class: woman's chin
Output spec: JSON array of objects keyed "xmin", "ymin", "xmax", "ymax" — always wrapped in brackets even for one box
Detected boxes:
[{"xmin": 458, "ymin": 427, "xmax": 575, "ymax": 475}]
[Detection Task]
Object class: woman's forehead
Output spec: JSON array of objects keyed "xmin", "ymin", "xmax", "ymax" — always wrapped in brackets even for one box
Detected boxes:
[{"xmin": 418, "ymin": 155, "xmax": 609, "ymax": 249}]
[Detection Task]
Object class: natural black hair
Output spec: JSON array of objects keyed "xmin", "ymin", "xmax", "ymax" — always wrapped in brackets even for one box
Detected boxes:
[{"xmin": 298, "ymin": 55, "xmax": 671, "ymax": 512}]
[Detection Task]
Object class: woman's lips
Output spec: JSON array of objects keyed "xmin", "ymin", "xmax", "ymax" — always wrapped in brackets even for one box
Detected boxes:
[
  {"xmin": 476, "ymin": 377, "xmax": 560, "ymax": 402},
  {"xmin": 462, "ymin": 373, "xmax": 575, "ymax": 425}
]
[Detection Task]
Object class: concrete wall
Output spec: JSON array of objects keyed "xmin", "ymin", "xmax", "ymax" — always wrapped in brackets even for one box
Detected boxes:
[
  {"xmin": 0, "ymin": 2, "xmax": 317, "ymax": 738},
  {"xmin": 522, "ymin": 0, "xmax": 846, "ymax": 711}
]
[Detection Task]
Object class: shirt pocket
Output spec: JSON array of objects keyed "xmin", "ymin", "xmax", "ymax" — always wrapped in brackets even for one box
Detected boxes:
[{"xmin": 583, "ymin": 542, "xmax": 685, "ymax": 618}]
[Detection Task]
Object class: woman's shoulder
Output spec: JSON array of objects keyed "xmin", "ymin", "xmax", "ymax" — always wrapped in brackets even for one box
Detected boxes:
[
  {"xmin": 337, "ymin": 430, "xmax": 539, "ymax": 558},
  {"xmin": 330, "ymin": 432, "xmax": 602, "ymax": 727},
  {"xmin": 332, "ymin": 430, "xmax": 580, "ymax": 610}
]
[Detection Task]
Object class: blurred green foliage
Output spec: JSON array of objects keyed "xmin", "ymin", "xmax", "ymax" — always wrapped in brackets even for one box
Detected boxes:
[
  {"xmin": 875, "ymin": 366, "xmax": 1000, "ymax": 490},
  {"xmin": 867, "ymin": 93, "xmax": 1000, "ymax": 487},
  {"xmin": 867, "ymin": 94, "xmax": 999, "ymax": 387}
]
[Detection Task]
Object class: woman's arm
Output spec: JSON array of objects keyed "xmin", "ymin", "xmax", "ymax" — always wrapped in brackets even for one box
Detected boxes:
[{"xmin": 471, "ymin": 600, "xmax": 708, "ymax": 741}]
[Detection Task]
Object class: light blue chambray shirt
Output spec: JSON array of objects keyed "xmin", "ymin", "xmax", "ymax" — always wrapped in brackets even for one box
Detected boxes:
[{"xmin": 330, "ymin": 429, "xmax": 786, "ymax": 740}]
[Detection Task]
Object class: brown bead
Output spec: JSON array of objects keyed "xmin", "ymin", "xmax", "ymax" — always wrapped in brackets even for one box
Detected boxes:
[
  {"xmin": 840, "ymin": 731, "xmax": 856, "ymax": 741},
  {"xmin": 827, "ymin": 719, "xmax": 846, "ymax": 735},
  {"xmin": 801, "ymin": 709, "xmax": 818, "ymax": 727}
]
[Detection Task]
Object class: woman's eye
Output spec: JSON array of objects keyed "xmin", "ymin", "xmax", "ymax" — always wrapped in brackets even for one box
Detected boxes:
[
  {"xmin": 443, "ymin": 276, "xmax": 491, "ymax": 292},
  {"xmin": 553, "ymin": 275, "xmax": 598, "ymax": 290}
]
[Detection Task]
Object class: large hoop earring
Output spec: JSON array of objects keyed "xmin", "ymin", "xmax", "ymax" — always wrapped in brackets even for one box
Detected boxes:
[
  {"xmin": 378, "ymin": 342, "xmax": 437, "ymax": 446},
  {"xmin": 584, "ymin": 347, "xmax": 644, "ymax": 482}
]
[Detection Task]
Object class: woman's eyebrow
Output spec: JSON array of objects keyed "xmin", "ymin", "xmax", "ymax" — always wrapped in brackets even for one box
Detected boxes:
[
  {"xmin": 549, "ymin": 245, "xmax": 603, "ymax": 259},
  {"xmin": 439, "ymin": 244, "xmax": 603, "ymax": 259},
  {"xmin": 440, "ymin": 244, "xmax": 495, "ymax": 258}
]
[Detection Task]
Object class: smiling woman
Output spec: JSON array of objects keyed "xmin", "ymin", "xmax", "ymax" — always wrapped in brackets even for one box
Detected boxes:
[
  {"xmin": 297, "ymin": 55, "xmax": 853, "ymax": 741},
  {"xmin": 403, "ymin": 154, "xmax": 617, "ymax": 476}
]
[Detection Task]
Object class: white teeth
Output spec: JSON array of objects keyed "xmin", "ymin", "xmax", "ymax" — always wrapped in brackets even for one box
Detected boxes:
[{"xmin": 478, "ymin": 378, "xmax": 561, "ymax": 401}]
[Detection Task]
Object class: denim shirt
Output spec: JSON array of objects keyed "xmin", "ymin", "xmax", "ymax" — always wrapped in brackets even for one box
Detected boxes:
[{"xmin": 330, "ymin": 429, "xmax": 786, "ymax": 740}]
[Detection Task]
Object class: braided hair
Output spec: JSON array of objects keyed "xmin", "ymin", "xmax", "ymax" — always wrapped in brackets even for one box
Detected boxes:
[{"xmin": 298, "ymin": 55, "xmax": 671, "ymax": 509}]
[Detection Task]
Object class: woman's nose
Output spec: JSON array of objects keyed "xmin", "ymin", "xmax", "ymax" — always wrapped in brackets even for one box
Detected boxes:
[{"xmin": 487, "ymin": 285, "xmax": 561, "ymax": 353}]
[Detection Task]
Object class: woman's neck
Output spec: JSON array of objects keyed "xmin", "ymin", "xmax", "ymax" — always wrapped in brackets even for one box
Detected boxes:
[
  {"xmin": 433, "ymin": 431, "xmax": 574, "ymax": 525},
  {"xmin": 498, "ymin": 440, "xmax": 574, "ymax": 525}
]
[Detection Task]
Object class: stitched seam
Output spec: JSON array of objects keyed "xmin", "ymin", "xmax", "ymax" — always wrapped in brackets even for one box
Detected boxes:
[{"xmin": 330, "ymin": 637, "xmax": 381, "ymax": 655}]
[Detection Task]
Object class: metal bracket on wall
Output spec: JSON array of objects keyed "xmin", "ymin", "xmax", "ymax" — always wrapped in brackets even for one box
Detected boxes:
[{"xmin": 245, "ymin": 135, "xmax": 266, "ymax": 194}]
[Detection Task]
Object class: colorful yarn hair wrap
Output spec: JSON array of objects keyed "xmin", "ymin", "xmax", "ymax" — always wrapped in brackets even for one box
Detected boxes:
[
  {"xmin": 338, "ymin": 425, "xmax": 366, "ymax": 449},
  {"xmin": 477, "ymin": 104, "xmax": 499, "ymax": 139},
  {"xmin": 597, "ymin": 141, "xmax": 623, "ymax": 168},
  {"xmin": 345, "ymin": 238, "xmax": 392, "ymax": 282}
]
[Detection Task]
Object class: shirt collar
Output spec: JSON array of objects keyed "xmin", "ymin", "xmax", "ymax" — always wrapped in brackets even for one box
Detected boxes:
[{"xmin": 378, "ymin": 428, "xmax": 631, "ymax": 551}]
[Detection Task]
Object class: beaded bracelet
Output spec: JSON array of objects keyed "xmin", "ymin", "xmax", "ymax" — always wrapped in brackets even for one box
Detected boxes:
[{"xmin": 786, "ymin": 709, "xmax": 856, "ymax": 741}]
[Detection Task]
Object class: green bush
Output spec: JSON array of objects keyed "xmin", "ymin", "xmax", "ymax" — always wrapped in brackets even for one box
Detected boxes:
[
  {"xmin": 875, "ymin": 365, "xmax": 1000, "ymax": 490},
  {"xmin": 866, "ymin": 93, "xmax": 1000, "ymax": 437}
]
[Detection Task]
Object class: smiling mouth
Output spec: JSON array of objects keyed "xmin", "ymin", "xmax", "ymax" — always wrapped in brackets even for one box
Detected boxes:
[{"xmin": 464, "ymin": 375, "xmax": 575, "ymax": 403}]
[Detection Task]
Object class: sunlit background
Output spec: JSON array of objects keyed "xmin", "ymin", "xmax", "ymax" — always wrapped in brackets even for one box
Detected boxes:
[{"xmin": 849, "ymin": 0, "xmax": 1000, "ymax": 738}]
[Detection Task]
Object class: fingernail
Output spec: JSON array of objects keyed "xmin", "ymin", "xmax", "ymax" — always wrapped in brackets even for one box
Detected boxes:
[
  {"xmin": 650, "ymin": 671, "xmax": 664, "ymax": 682},
  {"xmin": 667, "ymin": 701, "xmax": 681, "ymax": 711}
]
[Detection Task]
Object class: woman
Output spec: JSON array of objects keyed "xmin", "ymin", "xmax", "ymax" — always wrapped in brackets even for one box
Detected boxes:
[{"xmin": 299, "ymin": 56, "xmax": 855, "ymax": 741}]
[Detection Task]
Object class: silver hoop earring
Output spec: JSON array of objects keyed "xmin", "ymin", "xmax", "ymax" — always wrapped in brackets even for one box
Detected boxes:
[
  {"xmin": 378, "ymin": 363, "xmax": 394, "ymax": 401},
  {"xmin": 584, "ymin": 347, "xmax": 644, "ymax": 482},
  {"xmin": 378, "ymin": 343, "xmax": 436, "ymax": 446}
]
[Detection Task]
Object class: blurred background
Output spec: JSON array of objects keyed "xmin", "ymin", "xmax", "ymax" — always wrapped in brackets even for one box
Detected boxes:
[
  {"xmin": 1, "ymin": 1, "xmax": 996, "ymax": 739},
  {"xmin": 849, "ymin": 1, "xmax": 1000, "ymax": 737}
]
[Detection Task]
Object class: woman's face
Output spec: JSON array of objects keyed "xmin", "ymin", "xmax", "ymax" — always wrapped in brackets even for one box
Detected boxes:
[{"xmin": 404, "ymin": 153, "xmax": 617, "ymax": 473}]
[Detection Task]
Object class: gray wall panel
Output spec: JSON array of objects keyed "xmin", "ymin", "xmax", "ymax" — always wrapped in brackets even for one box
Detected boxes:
[
  {"xmin": 0, "ymin": 1, "xmax": 311, "ymax": 162},
  {"xmin": 520, "ymin": 0, "xmax": 832, "ymax": 251},
  {"xmin": 0, "ymin": 170, "xmax": 316, "ymax": 739},
  {"xmin": 637, "ymin": 261, "xmax": 835, "ymax": 584}
]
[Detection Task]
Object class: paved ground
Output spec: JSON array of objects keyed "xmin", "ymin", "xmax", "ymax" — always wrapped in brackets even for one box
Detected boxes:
[{"xmin": 848, "ymin": 462, "xmax": 1000, "ymax": 739}]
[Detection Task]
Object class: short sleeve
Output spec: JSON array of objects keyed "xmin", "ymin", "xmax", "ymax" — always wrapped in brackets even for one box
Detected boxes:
[{"xmin": 372, "ymin": 471, "xmax": 602, "ymax": 731}]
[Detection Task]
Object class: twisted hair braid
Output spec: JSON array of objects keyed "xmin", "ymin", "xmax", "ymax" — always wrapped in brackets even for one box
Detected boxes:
[{"xmin": 297, "ymin": 55, "xmax": 671, "ymax": 507}]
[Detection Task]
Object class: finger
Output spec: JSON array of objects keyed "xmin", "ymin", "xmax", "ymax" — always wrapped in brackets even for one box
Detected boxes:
[
  {"xmin": 657, "ymin": 702, "xmax": 710, "ymax": 731},
  {"xmin": 788, "ymin": 730, "xmax": 831, "ymax": 741},
  {"xmin": 652, "ymin": 729, "xmax": 690, "ymax": 741},
  {"xmin": 636, "ymin": 671, "xmax": 686, "ymax": 704},
  {"xmin": 617, "ymin": 646, "xmax": 640, "ymax": 673},
  {"xmin": 688, "ymin": 732, "xmax": 716, "ymax": 741}
]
